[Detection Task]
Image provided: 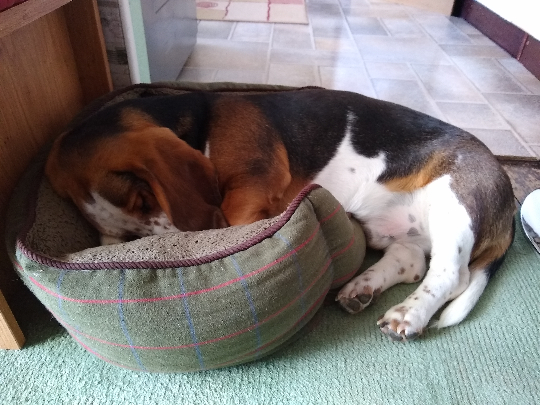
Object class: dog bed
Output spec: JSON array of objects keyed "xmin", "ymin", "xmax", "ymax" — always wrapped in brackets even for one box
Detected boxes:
[{"xmin": 5, "ymin": 83, "xmax": 366, "ymax": 373}]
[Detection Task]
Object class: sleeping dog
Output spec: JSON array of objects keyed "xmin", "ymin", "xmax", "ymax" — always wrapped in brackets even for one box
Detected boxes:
[{"xmin": 46, "ymin": 88, "xmax": 515, "ymax": 341}]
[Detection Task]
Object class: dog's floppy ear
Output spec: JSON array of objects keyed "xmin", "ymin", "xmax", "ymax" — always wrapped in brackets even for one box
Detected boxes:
[
  {"xmin": 117, "ymin": 129, "xmax": 228, "ymax": 232},
  {"xmin": 96, "ymin": 169, "xmax": 173, "ymax": 222}
]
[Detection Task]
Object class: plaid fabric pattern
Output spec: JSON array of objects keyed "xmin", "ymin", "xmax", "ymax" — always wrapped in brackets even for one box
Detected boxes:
[
  {"xmin": 5, "ymin": 83, "xmax": 366, "ymax": 373},
  {"xmin": 10, "ymin": 185, "xmax": 364, "ymax": 372}
]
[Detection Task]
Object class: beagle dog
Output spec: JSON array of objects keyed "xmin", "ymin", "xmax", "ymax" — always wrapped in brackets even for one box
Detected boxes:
[{"xmin": 46, "ymin": 88, "xmax": 515, "ymax": 341}]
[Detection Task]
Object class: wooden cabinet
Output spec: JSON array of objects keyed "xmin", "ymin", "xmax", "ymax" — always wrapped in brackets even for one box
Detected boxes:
[{"xmin": 0, "ymin": 0, "xmax": 112, "ymax": 349}]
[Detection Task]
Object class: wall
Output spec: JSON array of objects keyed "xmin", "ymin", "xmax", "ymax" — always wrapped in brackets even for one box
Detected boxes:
[
  {"xmin": 98, "ymin": 0, "xmax": 197, "ymax": 85},
  {"xmin": 476, "ymin": 0, "xmax": 540, "ymax": 40},
  {"xmin": 97, "ymin": 0, "xmax": 132, "ymax": 88}
]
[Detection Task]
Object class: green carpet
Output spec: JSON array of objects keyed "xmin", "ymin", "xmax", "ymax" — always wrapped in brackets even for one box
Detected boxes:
[{"xmin": 1, "ymin": 220, "xmax": 539, "ymax": 405}]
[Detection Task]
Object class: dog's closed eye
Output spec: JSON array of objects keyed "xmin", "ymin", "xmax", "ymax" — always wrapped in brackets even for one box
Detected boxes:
[
  {"xmin": 113, "ymin": 171, "xmax": 155, "ymax": 215},
  {"xmin": 96, "ymin": 171, "xmax": 162, "ymax": 219}
]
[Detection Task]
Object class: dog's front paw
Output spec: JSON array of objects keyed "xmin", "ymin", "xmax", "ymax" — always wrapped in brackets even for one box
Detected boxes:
[
  {"xmin": 336, "ymin": 275, "xmax": 382, "ymax": 314},
  {"xmin": 377, "ymin": 305, "xmax": 425, "ymax": 342}
]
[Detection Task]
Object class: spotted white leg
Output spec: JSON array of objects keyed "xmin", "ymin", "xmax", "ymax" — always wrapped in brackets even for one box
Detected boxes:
[
  {"xmin": 377, "ymin": 176, "xmax": 474, "ymax": 341},
  {"xmin": 337, "ymin": 242, "xmax": 427, "ymax": 313},
  {"xmin": 377, "ymin": 262, "xmax": 470, "ymax": 341}
]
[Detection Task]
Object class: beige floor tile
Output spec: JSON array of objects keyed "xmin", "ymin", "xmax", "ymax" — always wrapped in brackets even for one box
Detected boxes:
[
  {"xmin": 314, "ymin": 37, "xmax": 357, "ymax": 51},
  {"xmin": 179, "ymin": 0, "xmax": 540, "ymax": 163},
  {"xmin": 436, "ymin": 102, "xmax": 510, "ymax": 130},
  {"xmin": 177, "ymin": 67, "xmax": 216, "ymax": 82},
  {"xmin": 231, "ymin": 22, "xmax": 273, "ymax": 43},
  {"xmin": 452, "ymin": 57, "xmax": 525, "ymax": 94},
  {"xmin": 381, "ymin": 17, "xmax": 425, "ymax": 38},
  {"xmin": 446, "ymin": 19, "xmax": 496, "ymax": 47},
  {"xmin": 184, "ymin": 39, "xmax": 269, "ymax": 70},
  {"xmin": 399, "ymin": 4, "xmax": 446, "ymax": 17},
  {"xmin": 342, "ymin": 4, "xmax": 410, "ymax": 18},
  {"xmin": 413, "ymin": 14, "xmax": 471, "ymax": 44},
  {"xmin": 310, "ymin": 15, "xmax": 351, "ymax": 38},
  {"xmin": 448, "ymin": 16, "xmax": 480, "ymax": 35},
  {"xmin": 468, "ymin": 34, "xmax": 499, "ymax": 46},
  {"xmin": 273, "ymin": 24, "xmax": 313, "ymax": 49},
  {"xmin": 339, "ymin": 0, "xmax": 371, "ymax": 9},
  {"xmin": 365, "ymin": 61, "xmax": 416, "ymax": 80},
  {"xmin": 320, "ymin": 66, "xmax": 376, "ymax": 96},
  {"xmin": 270, "ymin": 48, "xmax": 363, "ymax": 67},
  {"xmin": 346, "ymin": 16, "xmax": 388, "ymax": 35},
  {"xmin": 372, "ymin": 78, "xmax": 443, "ymax": 118},
  {"xmin": 354, "ymin": 36, "xmax": 452, "ymax": 65},
  {"xmin": 498, "ymin": 58, "xmax": 540, "ymax": 95},
  {"xmin": 214, "ymin": 69, "xmax": 266, "ymax": 84},
  {"xmin": 412, "ymin": 64, "xmax": 484, "ymax": 102},
  {"xmin": 484, "ymin": 93, "xmax": 540, "ymax": 144},
  {"xmin": 307, "ymin": 2, "xmax": 343, "ymax": 18},
  {"xmin": 439, "ymin": 44, "xmax": 510, "ymax": 58},
  {"xmin": 466, "ymin": 129, "xmax": 533, "ymax": 157},
  {"xmin": 197, "ymin": 21, "xmax": 234, "ymax": 39},
  {"xmin": 267, "ymin": 64, "xmax": 321, "ymax": 87}
]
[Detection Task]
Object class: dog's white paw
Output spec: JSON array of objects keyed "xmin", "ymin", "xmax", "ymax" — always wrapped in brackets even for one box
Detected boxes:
[
  {"xmin": 336, "ymin": 270, "xmax": 382, "ymax": 314},
  {"xmin": 377, "ymin": 304, "xmax": 426, "ymax": 342}
]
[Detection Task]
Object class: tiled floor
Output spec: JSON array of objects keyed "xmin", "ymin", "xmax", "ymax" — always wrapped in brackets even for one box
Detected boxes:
[{"xmin": 178, "ymin": 0, "xmax": 540, "ymax": 158}]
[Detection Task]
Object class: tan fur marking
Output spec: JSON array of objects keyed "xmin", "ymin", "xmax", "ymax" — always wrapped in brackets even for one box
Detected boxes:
[
  {"xmin": 383, "ymin": 153, "xmax": 450, "ymax": 193},
  {"xmin": 470, "ymin": 231, "xmax": 513, "ymax": 271},
  {"xmin": 120, "ymin": 109, "xmax": 157, "ymax": 131},
  {"xmin": 208, "ymin": 98, "xmax": 303, "ymax": 225}
]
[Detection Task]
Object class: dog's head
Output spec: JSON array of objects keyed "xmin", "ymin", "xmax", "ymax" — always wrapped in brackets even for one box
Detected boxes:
[{"xmin": 46, "ymin": 120, "xmax": 228, "ymax": 243}]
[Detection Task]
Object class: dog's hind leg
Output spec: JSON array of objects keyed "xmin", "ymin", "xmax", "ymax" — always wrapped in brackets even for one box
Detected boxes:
[
  {"xmin": 377, "ymin": 175, "xmax": 475, "ymax": 341},
  {"xmin": 435, "ymin": 229, "xmax": 513, "ymax": 328},
  {"xmin": 377, "ymin": 263, "xmax": 471, "ymax": 341},
  {"xmin": 434, "ymin": 268, "xmax": 488, "ymax": 328}
]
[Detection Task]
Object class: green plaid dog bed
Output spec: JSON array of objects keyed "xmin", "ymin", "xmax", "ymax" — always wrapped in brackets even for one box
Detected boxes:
[{"xmin": 5, "ymin": 83, "xmax": 367, "ymax": 373}]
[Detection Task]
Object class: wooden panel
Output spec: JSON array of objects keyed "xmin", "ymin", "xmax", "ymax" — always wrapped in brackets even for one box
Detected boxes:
[
  {"xmin": 0, "ymin": 290, "xmax": 24, "ymax": 349},
  {"xmin": 499, "ymin": 158, "xmax": 540, "ymax": 204},
  {"xmin": 459, "ymin": 0, "xmax": 540, "ymax": 81},
  {"xmin": 460, "ymin": 0, "xmax": 526, "ymax": 58},
  {"xmin": 520, "ymin": 36, "xmax": 540, "ymax": 81},
  {"xmin": 63, "ymin": 0, "xmax": 112, "ymax": 103},
  {"xmin": 0, "ymin": 0, "xmax": 70, "ymax": 39},
  {"xmin": 0, "ymin": 0, "xmax": 112, "ymax": 349},
  {"xmin": 0, "ymin": 7, "xmax": 85, "ymax": 342}
]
